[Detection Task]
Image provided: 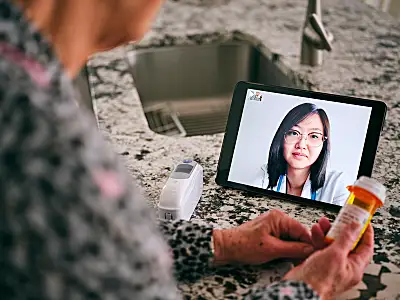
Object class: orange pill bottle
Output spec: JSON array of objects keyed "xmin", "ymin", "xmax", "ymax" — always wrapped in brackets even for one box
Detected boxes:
[{"xmin": 325, "ymin": 176, "xmax": 386, "ymax": 250}]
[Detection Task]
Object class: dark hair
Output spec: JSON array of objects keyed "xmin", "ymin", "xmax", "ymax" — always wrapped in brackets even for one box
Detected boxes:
[{"xmin": 267, "ymin": 103, "xmax": 331, "ymax": 193}]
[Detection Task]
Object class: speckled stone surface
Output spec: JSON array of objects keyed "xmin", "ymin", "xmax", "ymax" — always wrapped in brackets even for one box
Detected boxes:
[{"xmin": 86, "ymin": 0, "xmax": 399, "ymax": 298}]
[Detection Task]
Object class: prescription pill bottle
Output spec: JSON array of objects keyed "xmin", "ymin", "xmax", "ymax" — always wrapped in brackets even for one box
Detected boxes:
[{"xmin": 325, "ymin": 176, "xmax": 386, "ymax": 250}]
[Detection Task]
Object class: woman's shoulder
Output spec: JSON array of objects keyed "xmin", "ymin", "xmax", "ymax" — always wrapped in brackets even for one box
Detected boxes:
[
  {"xmin": 261, "ymin": 163, "xmax": 268, "ymax": 173},
  {"xmin": 325, "ymin": 169, "xmax": 348, "ymax": 184},
  {"xmin": 321, "ymin": 170, "xmax": 351, "ymax": 205},
  {"xmin": 248, "ymin": 164, "xmax": 269, "ymax": 189}
]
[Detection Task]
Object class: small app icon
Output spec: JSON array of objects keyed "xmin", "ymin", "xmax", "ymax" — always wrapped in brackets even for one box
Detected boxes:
[{"xmin": 249, "ymin": 90, "xmax": 262, "ymax": 102}]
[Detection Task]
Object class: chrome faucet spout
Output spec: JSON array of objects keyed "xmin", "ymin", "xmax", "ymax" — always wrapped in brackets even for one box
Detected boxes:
[{"xmin": 301, "ymin": 0, "xmax": 334, "ymax": 66}]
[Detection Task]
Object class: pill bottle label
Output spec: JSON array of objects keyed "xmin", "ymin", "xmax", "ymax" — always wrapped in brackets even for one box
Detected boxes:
[{"xmin": 326, "ymin": 203, "xmax": 371, "ymax": 246}]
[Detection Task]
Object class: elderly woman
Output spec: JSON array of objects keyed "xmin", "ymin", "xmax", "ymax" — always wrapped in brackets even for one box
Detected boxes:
[{"xmin": 1, "ymin": 0, "xmax": 374, "ymax": 299}]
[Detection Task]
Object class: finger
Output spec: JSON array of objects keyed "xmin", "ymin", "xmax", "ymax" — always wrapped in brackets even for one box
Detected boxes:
[
  {"xmin": 311, "ymin": 223, "xmax": 328, "ymax": 250},
  {"xmin": 269, "ymin": 238, "xmax": 315, "ymax": 260},
  {"xmin": 311, "ymin": 216, "xmax": 332, "ymax": 249},
  {"xmin": 349, "ymin": 224, "xmax": 374, "ymax": 270},
  {"xmin": 332, "ymin": 222, "xmax": 361, "ymax": 253},
  {"xmin": 277, "ymin": 213, "xmax": 312, "ymax": 244},
  {"xmin": 318, "ymin": 217, "xmax": 331, "ymax": 234}
]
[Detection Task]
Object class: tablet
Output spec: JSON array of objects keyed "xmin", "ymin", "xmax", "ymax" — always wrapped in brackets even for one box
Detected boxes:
[{"xmin": 216, "ymin": 81, "xmax": 387, "ymax": 211}]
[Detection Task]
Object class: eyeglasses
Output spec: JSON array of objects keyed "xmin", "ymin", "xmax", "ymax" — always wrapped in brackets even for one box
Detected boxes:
[{"xmin": 284, "ymin": 130, "xmax": 327, "ymax": 147}]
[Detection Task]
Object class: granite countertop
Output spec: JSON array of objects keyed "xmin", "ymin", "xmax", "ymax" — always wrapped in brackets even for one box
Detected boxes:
[{"xmin": 86, "ymin": 0, "xmax": 399, "ymax": 298}]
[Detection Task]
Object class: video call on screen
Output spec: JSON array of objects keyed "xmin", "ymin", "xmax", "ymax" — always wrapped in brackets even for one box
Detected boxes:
[{"xmin": 228, "ymin": 89, "xmax": 372, "ymax": 206}]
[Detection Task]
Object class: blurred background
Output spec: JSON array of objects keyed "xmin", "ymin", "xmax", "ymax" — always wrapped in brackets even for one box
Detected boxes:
[{"xmin": 364, "ymin": 0, "xmax": 400, "ymax": 19}]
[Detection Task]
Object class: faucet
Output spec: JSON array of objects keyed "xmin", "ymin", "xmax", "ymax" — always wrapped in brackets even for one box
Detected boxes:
[{"xmin": 300, "ymin": 0, "xmax": 334, "ymax": 66}]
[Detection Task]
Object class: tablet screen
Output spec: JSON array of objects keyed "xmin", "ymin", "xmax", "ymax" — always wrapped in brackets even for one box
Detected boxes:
[{"xmin": 227, "ymin": 88, "xmax": 373, "ymax": 207}]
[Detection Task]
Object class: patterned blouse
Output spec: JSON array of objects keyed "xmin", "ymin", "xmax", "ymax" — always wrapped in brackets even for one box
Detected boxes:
[{"xmin": 0, "ymin": 1, "xmax": 320, "ymax": 299}]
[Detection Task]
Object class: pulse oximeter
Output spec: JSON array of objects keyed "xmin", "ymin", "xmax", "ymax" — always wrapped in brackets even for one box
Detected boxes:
[{"xmin": 158, "ymin": 159, "xmax": 203, "ymax": 221}]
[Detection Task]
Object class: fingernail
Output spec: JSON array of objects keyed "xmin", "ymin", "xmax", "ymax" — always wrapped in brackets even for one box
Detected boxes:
[
  {"xmin": 303, "ymin": 245, "xmax": 314, "ymax": 254},
  {"xmin": 349, "ymin": 222, "xmax": 361, "ymax": 239},
  {"xmin": 350, "ymin": 222, "xmax": 361, "ymax": 232},
  {"xmin": 351, "ymin": 222, "xmax": 360, "ymax": 229}
]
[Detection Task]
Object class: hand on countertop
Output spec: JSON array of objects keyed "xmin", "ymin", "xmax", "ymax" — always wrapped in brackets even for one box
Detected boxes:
[
  {"xmin": 284, "ymin": 222, "xmax": 374, "ymax": 300},
  {"xmin": 211, "ymin": 209, "xmax": 315, "ymax": 266}
]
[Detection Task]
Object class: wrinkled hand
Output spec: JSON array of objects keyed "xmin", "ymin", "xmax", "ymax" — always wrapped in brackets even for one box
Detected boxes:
[
  {"xmin": 212, "ymin": 209, "xmax": 315, "ymax": 266},
  {"xmin": 284, "ymin": 220, "xmax": 374, "ymax": 300},
  {"xmin": 310, "ymin": 216, "xmax": 332, "ymax": 250}
]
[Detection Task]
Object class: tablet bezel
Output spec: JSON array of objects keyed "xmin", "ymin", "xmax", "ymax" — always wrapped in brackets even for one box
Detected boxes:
[{"xmin": 215, "ymin": 81, "xmax": 388, "ymax": 212}]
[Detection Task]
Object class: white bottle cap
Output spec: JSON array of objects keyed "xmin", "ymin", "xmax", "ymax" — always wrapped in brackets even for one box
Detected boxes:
[{"xmin": 354, "ymin": 176, "xmax": 386, "ymax": 204}]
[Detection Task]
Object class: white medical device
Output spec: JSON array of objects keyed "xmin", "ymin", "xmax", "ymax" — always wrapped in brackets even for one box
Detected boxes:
[{"xmin": 158, "ymin": 159, "xmax": 203, "ymax": 221}]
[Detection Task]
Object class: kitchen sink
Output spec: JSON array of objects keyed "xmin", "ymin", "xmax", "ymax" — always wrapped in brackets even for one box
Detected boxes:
[{"xmin": 125, "ymin": 41, "xmax": 308, "ymax": 137}]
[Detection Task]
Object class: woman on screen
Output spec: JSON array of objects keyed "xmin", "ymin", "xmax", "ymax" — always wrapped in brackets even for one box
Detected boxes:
[{"xmin": 258, "ymin": 103, "xmax": 349, "ymax": 206}]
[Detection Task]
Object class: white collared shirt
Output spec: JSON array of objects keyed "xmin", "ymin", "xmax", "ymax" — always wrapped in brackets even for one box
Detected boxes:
[{"xmin": 251, "ymin": 165, "xmax": 350, "ymax": 206}]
